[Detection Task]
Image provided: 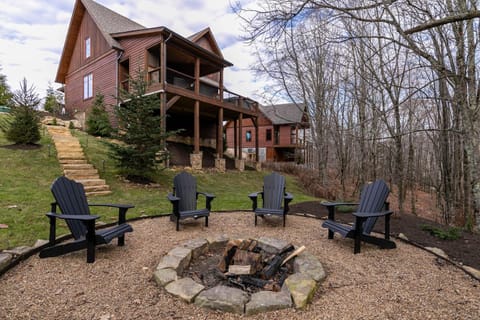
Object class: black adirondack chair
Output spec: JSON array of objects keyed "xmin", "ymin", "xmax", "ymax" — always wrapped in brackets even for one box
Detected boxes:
[
  {"xmin": 167, "ymin": 172, "xmax": 215, "ymax": 231},
  {"xmin": 249, "ymin": 172, "xmax": 293, "ymax": 227},
  {"xmin": 321, "ymin": 179, "xmax": 396, "ymax": 254},
  {"xmin": 39, "ymin": 176, "xmax": 134, "ymax": 263}
]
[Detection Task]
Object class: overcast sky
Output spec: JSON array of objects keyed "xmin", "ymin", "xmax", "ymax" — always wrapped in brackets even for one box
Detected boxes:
[{"xmin": 0, "ymin": 0, "xmax": 267, "ymax": 104}]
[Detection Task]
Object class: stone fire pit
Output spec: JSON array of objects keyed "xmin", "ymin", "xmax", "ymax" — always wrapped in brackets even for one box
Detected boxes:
[{"xmin": 153, "ymin": 236, "xmax": 326, "ymax": 315}]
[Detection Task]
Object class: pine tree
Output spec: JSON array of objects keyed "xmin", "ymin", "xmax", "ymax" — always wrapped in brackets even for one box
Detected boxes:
[
  {"xmin": 86, "ymin": 92, "xmax": 113, "ymax": 137},
  {"xmin": 0, "ymin": 66, "xmax": 13, "ymax": 107},
  {"xmin": 44, "ymin": 83, "xmax": 62, "ymax": 115},
  {"xmin": 107, "ymin": 71, "xmax": 174, "ymax": 181},
  {"xmin": 4, "ymin": 78, "xmax": 41, "ymax": 144}
]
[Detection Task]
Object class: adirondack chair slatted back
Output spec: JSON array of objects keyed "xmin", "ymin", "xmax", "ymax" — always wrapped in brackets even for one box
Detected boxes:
[
  {"xmin": 263, "ymin": 173, "xmax": 285, "ymax": 210},
  {"xmin": 50, "ymin": 176, "xmax": 90, "ymax": 240},
  {"xmin": 173, "ymin": 172, "xmax": 197, "ymax": 212},
  {"xmin": 357, "ymin": 180, "xmax": 390, "ymax": 234}
]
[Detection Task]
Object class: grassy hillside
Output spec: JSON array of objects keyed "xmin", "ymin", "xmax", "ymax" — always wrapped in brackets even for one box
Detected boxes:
[{"xmin": 0, "ymin": 127, "xmax": 317, "ymax": 250}]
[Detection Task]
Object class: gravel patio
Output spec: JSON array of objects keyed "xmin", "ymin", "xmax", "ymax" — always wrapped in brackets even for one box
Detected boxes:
[{"xmin": 0, "ymin": 212, "xmax": 479, "ymax": 319}]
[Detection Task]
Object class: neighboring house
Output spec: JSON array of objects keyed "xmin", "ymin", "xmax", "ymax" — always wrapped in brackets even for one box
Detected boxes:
[
  {"xmin": 225, "ymin": 103, "xmax": 309, "ymax": 162},
  {"xmin": 56, "ymin": 0, "xmax": 258, "ymax": 170}
]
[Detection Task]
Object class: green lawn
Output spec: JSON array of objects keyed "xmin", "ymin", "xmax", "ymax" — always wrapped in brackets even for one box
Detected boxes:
[{"xmin": 0, "ymin": 127, "xmax": 317, "ymax": 250}]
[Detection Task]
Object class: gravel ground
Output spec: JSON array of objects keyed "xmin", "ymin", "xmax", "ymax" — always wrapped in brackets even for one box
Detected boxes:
[{"xmin": 1, "ymin": 212, "xmax": 479, "ymax": 320}]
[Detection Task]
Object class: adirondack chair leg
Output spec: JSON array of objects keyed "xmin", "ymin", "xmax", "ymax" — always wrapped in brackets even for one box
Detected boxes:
[
  {"xmin": 47, "ymin": 215, "xmax": 57, "ymax": 245},
  {"xmin": 118, "ymin": 235, "xmax": 125, "ymax": 246},
  {"xmin": 254, "ymin": 214, "xmax": 257, "ymax": 226},
  {"xmin": 205, "ymin": 216, "xmax": 208, "ymax": 227},
  {"xmin": 354, "ymin": 217, "xmax": 365, "ymax": 254},
  {"xmin": 326, "ymin": 206, "xmax": 335, "ymax": 239},
  {"xmin": 283, "ymin": 214, "xmax": 286, "ymax": 227},
  {"xmin": 385, "ymin": 214, "xmax": 391, "ymax": 240},
  {"xmin": 86, "ymin": 221, "xmax": 96, "ymax": 263},
  {"xmin": 176, "ymin": 217, "xmax": 180, "ymax": 231}
]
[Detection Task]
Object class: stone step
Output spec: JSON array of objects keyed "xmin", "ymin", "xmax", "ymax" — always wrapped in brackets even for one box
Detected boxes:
[
  {"xmin": 83, "ymin": 185, "xmax": 110, "ymax": 192},
  {"xmin": 75, "ymin": 178, "xmax": 107, "ymax": 186},
  {"xmin": 86, "ymin": 190, "xmax": 112, "ymax": 197},
  {"xmin": 59, "ymin": 159, "xmax": 88, "ymax": 165},
  {"xmin": 58, "ymin": 154, "xmax": 86, "ymax": 160},
  {"xmin": 63, "ymin": 170, "xmax": 100, "ymax": 180},
  {"xmin": 62, "ymin": 163, "xmax": 96, "ymax": 170}
]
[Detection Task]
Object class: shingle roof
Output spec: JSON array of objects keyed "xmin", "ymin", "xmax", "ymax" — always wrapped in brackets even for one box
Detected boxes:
[
  {"xmin": 259, "ymin": 103, "xmax": 307, "ymax": 125},
  {"xmin": 81, "ymin": 0, "xmax": 145, "ymax": 50}
]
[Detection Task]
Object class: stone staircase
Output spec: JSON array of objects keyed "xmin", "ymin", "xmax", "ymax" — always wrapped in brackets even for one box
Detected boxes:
[{"xmin": 46, "ymin": 126, "xmax": 111, "ymax": 196}]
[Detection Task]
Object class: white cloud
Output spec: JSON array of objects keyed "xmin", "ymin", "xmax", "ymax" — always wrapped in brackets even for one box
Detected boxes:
[{"xmin": 0, "ymin": 0, "xmax": 270, "ymax": 103}]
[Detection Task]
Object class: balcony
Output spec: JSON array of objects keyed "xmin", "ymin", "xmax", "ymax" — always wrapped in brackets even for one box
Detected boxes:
[{"xmin": 147, "ymin": 66, "xmax": 257, "ymax": 114}]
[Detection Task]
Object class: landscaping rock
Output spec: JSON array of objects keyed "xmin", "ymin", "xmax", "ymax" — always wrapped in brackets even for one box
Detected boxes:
[
  {"xmin": 257, "ymin": 237, "xmax": 291, "ymax": 254},
  {"xmin": 398, "ymin": 233, "xmax": 409, "ymax": 241},
  {"xmin": 425, "ymin": 247, "xmax": 449, "ymax": 260},
  {"xmin": 0, "ymin": 253, "xmax": 13, "ymax": 272},
  {"xmin": 245, "ymin": 290, "xmax": 292, "ymax": 315},
  {"xmin": 284, "ymin": 273, "xmax": 317, "ymax": 309},
  {"xmin": 165, "ymin": 277, "xmax": 204, "ymax": 303},
  {"xmin": 153, "ymin": 268, "xmax": 178, "ymax": 287},
  {"xmin": 3, "ymin": 246, "xmax": 32, "ymax": 257},
  {"xmin": 462, "ymin": 265, "xmax": 480, "ymax": 280},
  {"xmin": 206, "ymin": 234, "xmax": 229, "ymax": 251},
  {"xmin": 194, "ymin": 285, "xmax": 249, "ymax": 314},
  {"xmin": 156, "ymin": 254, "xmax": 189, "ymax": 274},
  {"xmin": 34, "ymin": 239, "xmax": 49, "ymax": 248},
  {"xmin": 182, "ymin": 238, "xmax": 208, "ymax": 259},
  {"xmin": 294, "ymin": 252, "xmax": 327, "ymax": 282}
]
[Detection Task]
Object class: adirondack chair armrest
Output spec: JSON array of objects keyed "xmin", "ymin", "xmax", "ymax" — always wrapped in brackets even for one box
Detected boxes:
[
  {"xmin": 353, "ymin": 210, "xmax": 394, "ymax": 218},
  {"xmin": 45, "ymin": 212, "xmax": 100, "ymax": 221},
  {"xmin": 284, "ymin": 192, "xmax": 294, "ymax": 213},
  {"xmin": 321, "ymin": 202, "xmax": 360, "ymax": 220},
  {"xmin": 87, "ymin": 203, "xmax": 134, "ymax": 224},
  {"xmin": 248, "ymin": 192, "xmax": 262, "ymax": 211},
  {"xmin": 167, "ymin": 193, "xmax": 180, "ymax": 215},
  {"xmin": 197, "ymin": 192, "xmax": 215, "ymax": 210}
]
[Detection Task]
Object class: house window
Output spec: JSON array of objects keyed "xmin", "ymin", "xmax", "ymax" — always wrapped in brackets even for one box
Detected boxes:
[
  {"xmin": 85, "ymin": 37, "xmax": 91, "ymax": 58},
  {"xmin": 83, "ymin": 73, "xmax": 93, "ymax": 99},
  {"xmin": 246, "ymin": 130, "xmax": 252, "ymax": 142},
  {"xmin": 266, "ymin": 129, "xmax": 272, "ymax": 141}
]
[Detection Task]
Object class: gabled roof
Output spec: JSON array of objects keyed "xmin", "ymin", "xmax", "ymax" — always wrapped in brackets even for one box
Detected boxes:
[
  {"xmin": 260, "ymin": 103, "xmax": 307, "ymax": 125},
  {"xmin": 56, "ymin": 0, "xmax": 145, "ymax": 83},
  {"xmin": 188, "ymin": 27, "xmax": 224, "ymax": 59},
  {"xmin": 82, "ymin": 0, "xmax": 145, "ymax": 49}
]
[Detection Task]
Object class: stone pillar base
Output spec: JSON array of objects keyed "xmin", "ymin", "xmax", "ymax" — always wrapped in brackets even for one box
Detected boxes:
[
  {"xmin": 235, "ymin": 159, "xmax": 245, "ymax": 172},
  {"xmin": 215, "ymin": 158, "xmax": 226, "ymax": 173},
  {"xmin": 190, "ymin": 152, "xmax": 203, "ymax": 170}
]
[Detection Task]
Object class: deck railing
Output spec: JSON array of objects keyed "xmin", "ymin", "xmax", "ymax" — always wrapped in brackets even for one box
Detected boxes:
[{"xmin": 147, "ymin": 66, "xmax": 257, "ymax": 112}]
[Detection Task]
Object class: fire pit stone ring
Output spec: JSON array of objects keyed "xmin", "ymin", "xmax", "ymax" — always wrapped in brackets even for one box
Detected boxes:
[{"xmin": 154, "ymin": 235, "xmax": 326, "ymax": 315}]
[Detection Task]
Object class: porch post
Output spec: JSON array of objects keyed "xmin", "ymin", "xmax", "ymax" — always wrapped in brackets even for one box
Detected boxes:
[
  {"xmin": 217, "ymin": 107, "xmax": 224, "ymax": 156},
  {"xmin": 234, "ymin": 120, "xmax": 238, "ymax": 158},
  {"xmin": 216, "ymin": 107, "xmax": 226, "ymax": 172},
  {"xmin": 236, "ymin": 113, "xmax": 245, "ymax": 171},
  {"xmin": 189, "ymin": 57, "xmax": 202, "ymax": 170}
]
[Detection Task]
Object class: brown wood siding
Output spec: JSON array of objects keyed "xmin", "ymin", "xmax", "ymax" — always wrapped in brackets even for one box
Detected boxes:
[
  {"xmin": 65, "ymin": 51, "xmax": 118, "ymax": 114},
  {"xmin": 118, "ymin": 35, "xmax": 164, "ymax": 78},
  {"xmin": 67, "ymin": 11, "xmax": 110, "ymax": 74}
]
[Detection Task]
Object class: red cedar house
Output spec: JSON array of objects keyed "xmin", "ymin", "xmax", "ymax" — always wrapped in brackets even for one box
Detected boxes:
[
  {"xmin": 56, "ymin": 0, "xmax": 259, "ymax": 170},
  {"xmin": 225, "ymin": 103, "xmax": 309, "ymax": 163}
]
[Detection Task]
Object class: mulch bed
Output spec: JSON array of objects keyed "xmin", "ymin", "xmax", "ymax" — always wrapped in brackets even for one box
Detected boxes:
[{"xmin": 289, "ymin": 201, "xmax": 480, "ymax": 269}]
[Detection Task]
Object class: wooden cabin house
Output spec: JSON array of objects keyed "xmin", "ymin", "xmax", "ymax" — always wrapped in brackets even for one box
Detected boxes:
[
  {"xmin": 56, "ymin": 0, "xmax": 258, "ymax": 170},
  {"xmin": 225, "ymin": 103, "xmax": 309, "ymax": 163}
]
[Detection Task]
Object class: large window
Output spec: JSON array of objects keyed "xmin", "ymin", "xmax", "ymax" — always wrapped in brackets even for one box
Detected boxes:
[
  {"xmin": 266, "ymin": 128, "xmax": 272, "ymax": 141},
  {"xmin": 246, "ymin": 130, "xmax": 252, "ymax": 142},
  {"xmin": 85, "ymin": 37, "xmax": 91, "ymax": 58},
  {"xmin": 83, "ymin": 73, "xmax": 93, "ymax": 99}
]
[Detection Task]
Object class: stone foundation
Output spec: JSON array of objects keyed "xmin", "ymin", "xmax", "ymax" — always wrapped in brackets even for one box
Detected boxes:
[
  {"xmin": 190, "ymin": 152, "xmax": 203, "ymax": 170},
  {"xmin": 215, "ymin": 158, "xmax": 226, "ymax": 173},
  {"xmin": 235, "ymin": 159, "xmax": 245, "ymax": 171}
]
